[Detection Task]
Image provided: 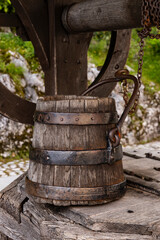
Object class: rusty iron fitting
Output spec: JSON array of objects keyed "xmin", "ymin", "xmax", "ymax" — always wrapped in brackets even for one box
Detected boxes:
[{"xmin": 82, "ymin": 70, "xmax": 139, "ymax": 148}]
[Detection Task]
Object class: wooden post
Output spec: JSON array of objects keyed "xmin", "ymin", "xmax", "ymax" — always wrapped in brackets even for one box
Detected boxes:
[{"xmin": 62, "ymin": 0, "xmax": 143, "ymax": 32}]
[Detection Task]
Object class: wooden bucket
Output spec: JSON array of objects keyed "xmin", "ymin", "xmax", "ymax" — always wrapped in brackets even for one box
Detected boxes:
[{"xmin": 26, "ymin": 95, "xmax": 126, "ymax": 206}]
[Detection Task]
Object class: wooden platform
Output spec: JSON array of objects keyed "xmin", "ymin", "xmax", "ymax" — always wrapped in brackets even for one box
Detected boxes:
[{"xmin": 0, "ymin": 149, "xmax": 160, "ymax": 240}]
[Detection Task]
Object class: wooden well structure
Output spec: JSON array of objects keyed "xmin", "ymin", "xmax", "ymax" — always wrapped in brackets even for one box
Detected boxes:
[
  {"xmin": 0, "ymin": 0, "xmax": 156, "ymax": 206},
  {"xmin": 0, "ymin": 0, "xmax": 160, "ymax": 239}
]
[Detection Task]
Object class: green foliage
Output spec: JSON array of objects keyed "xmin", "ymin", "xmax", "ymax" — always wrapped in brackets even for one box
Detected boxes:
[
  {"xmin": 0, "ymin": 32, "xmax": 41, "ymax": 97},
  {"xmin": 88, "ymin": 32, "xmax": 111, "ymax": 66},
  {"xmin": 127, "ymin": 29, "xmax": 160, "ymax": 92},
  {"xmin": 0, "ymin": 32, "xmax": 40, "ymax": 72},
  {"xmin": 88, "ymin": 30, "xmax": 160, "ymax": 92},
  {"xmin": 0, "ymin": 0, "xmax": 14, "ymax": 13}
]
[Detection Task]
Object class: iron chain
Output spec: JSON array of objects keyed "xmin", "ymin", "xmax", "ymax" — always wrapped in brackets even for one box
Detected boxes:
[{"xmin": 123, "ymin": 0, "xmax": 160, "ymax": 113}]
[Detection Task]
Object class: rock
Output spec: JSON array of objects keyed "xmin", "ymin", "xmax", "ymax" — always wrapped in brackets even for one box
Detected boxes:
[
  {"xmin": 0, "ymin": 57, "xmax": 159, "ymax": 157},
  {"xmin": 87, "ymin": 63, "xmax": 99, "ymax": 83},
  {"xmin": 111, "ymin": 82, "xmax": 160, "ymax": 146},
  {"xmin": 25, "ymin": 86, "xmax": 38, "ymax": 103},
  {"xmin": 0, "ymin": 74, "xmax": 15, "ymax": 93},
  {"xmin": 9, "ymin": 50, "xmax": 45, "ymax": 102},
  {"xmin": 0, "ymin": 50, "xmax": 44, "ymax": 158}
]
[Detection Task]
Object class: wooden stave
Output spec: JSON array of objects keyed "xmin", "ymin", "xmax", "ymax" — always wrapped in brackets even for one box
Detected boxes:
[
  {"xmin": 27, "ymin": 96, "xmax": 125, "ymax": 205},
  {"xmin": 32, "ymin": 97, "xmax": 117, "ymax": 151}
]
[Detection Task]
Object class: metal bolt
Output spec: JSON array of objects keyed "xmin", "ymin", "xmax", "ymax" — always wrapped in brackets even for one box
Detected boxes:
[
  {"xmin": 46, "ymin": 115, "xmax": 50, "ymax": 121},
  {"xmin": 115, "ymin": 64, "xmax": 119, "ymax": 70},
  {"xmin": 39, "ymin": 114, "xmax": 42, "ymax": 121},
  {"xmin": 62, "ymin": 37, "xmax": 67, "ymax": 43}
]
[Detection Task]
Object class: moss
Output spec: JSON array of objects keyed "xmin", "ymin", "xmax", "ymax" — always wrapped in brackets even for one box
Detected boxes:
[
  {"xmin": 88, "ymin": 32, "xmax": 111, "ymax": 66},
  {"xmin": 0, "ymin": 32, "xmax": 41, "ymax": 73}
]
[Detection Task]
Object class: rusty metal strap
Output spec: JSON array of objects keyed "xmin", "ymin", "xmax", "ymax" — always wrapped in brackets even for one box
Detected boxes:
[
  {"xmin": 34, "ymin": 111, "xmax": 118, "ymax": 125},
  {"xmin": 25, "ymin": 177, "xmax": 126, "ymax": 201},
  {"xmin": 29, "ymin": 145, "xmax": 123, "ymax": 166}
]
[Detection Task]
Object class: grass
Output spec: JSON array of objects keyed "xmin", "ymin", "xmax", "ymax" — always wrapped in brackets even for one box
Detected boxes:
[
  {"xmin": 0, "ymin": 32, "xmax": 41, "ymax": 73},
  {"xmin": 0, "ymin": 32, "xmax": 41, "ymax": 97},
  {"xmin": 127, "ymin": 29, "xmax": 160, "ymax": 93},
  {"xmin": 88, "ymin": 30, "xmax": 160, "ymax": 93},
  {"xmin": 88, "ymin": 32, "xmax": 111, "ymax": 67}
]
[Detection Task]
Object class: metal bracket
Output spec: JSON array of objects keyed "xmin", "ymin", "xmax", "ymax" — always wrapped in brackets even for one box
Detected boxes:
[
  {"xmin": 34, "ymin": 111, "xmax": 118, "ymax": 125},
  {"xmin": 29, "ymin": 146, "xmax": 123, "ymax": 166}
]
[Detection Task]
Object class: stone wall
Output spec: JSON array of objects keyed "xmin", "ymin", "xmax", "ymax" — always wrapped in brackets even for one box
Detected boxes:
[{"xmin": 0, "ymin": 51, "xmax": 44, "ymax": 158}]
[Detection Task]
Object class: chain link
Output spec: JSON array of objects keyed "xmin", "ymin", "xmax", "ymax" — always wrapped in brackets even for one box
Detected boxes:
[{"xmin": 123, "ymin": 0, "xmax": 160, "ymax": 113}]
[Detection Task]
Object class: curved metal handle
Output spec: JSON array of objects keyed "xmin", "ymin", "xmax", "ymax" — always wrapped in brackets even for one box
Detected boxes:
[{"xmin": 82, "ymin": 70, "xmax": 139, "ymax": 147}]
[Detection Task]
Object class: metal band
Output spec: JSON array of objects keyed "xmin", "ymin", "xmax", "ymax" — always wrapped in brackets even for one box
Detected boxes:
[
  {"xmin": 25, "ymin": 177, "xmax": 126, "ymax": 201},
  {"xmin": 29, "ymin": 145, "xmax": 123, "ymax": 166},
  {"xmin": 34, "ymin": 111, "xmax": 118, "ymax": 125}
]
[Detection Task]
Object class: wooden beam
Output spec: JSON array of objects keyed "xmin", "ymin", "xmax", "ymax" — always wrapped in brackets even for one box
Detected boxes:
[
  {"xmin": 62, "ymin": 0, "xmax": 143, "ymax": 32},
  {"xmin": 0, "ymin": 13, "xmax": 21, "ymax": 27}
]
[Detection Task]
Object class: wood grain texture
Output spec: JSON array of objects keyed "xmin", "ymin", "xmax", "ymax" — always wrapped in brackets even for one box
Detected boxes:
[
  {"xmin": 0, "ymin": 232, "xmax": 13, "ymax": 240},
  {"xmin": 28, "ymin": 96, "xmax": 125, "ymax": 205},
  {"xmin": 124, "ymin": 148, "xmax": 160, "ymax": 160},
  {"xmin": 59, "ymin": 188, "xmax": 160, "ymax": 235},
  {"xmin": 0, "ymin": 173, "xmax": 27, "ymax": 223},
  {"xmin": 1, "ymin": 152, "xmax": 160, "ymax": 240},
  {"xmin": 0, "ymin": 83, "xmax": 36, "ymax": 125},
  {"xmin": 89, "ymin": 30, "xmax": 131, "ymax": 97},
  {"xmin": 62, "ymin": 0, "xmax": 142, "ymax": 32},
  {"xmin": 32, "ymin": 97, "xmax": 117, "ymax": 150},
  {"xmin": 123, "ymin": 155, "xmax": 160, "ymax": 196},
  {"xmin": 11, "ymin": 0, "xmax": 50, "ymax": 70},
  {"xmin": 53, "ymin": 0, "xmax": 92, "ymax": 96}
]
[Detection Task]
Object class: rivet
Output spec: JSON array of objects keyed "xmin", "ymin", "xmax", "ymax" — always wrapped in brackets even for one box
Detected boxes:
[
  {"xmin": 115, "ymin": 64, "xmax": 119, "ymax": 70},
  {"xmin": 62, "ymin": 37, "xmax": 67, "ymax": 43},
  {"xmin": 39, "ymin": 114, "xmax": 42, "ymax": 121},
  {"xmin": 60, "ymin": 118, "xmax": 64, "ymax": 121},
  {"xmin": 91, "ymin": 117, "xmax": 94, "ymax": 120},
  {"xmin": 46, "ymin": 156, "xmax": 50, "ymax": 161},
  {"xmin": 46, "ymin": 115, "xmax": 50, "ymax": 121},
  {"xmin": 75, "ymin": 118, "xmax": 79, "ymax": 121}
]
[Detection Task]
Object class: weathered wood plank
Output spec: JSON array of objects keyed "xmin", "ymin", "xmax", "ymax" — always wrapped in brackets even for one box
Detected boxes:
[
  {"xmin": 0, "ymin": 173, "xmax": 27, "ymax": 223},
  {"xmin": 62, "ymin": 0, "xmax": 145, "ymax": 33},
  {"xmin": 0, "ymin": 83, "xmax": 36, "ymax": 125},
  {"xmin": 123, "ymin": 155, "xmax": 160, "ymax": 196},
  {"xmin": 0, "ymin": 13, "xmax": 21, "ymax": 27},
  {"xmin": 54, "ymin": 0, "xmax": 92, "ymax": 95},
  {"xmin": 59, "ymin": 188, "xmax": 160, "ymax": 235},
  {"xmin": 0, "ymin": 207, "xmax": 39, "ymax": 240},
  {"xmin": 0, "ymin": 232, "xmax": 13, "ymax": 240},
  {"xmin": 0, "ymin": 170, "xmax": 160, "ymax": 239},
  {"xmin": 124, "ymin": 148, "xmax": 160, "ymax": 160},
  {"xmin": 40, "ymin": 220, "xmax": 153, "ymax": 240},
  {"xmin": 123, "ymin": 156, "xmax": 160, "ymax": 181}
]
